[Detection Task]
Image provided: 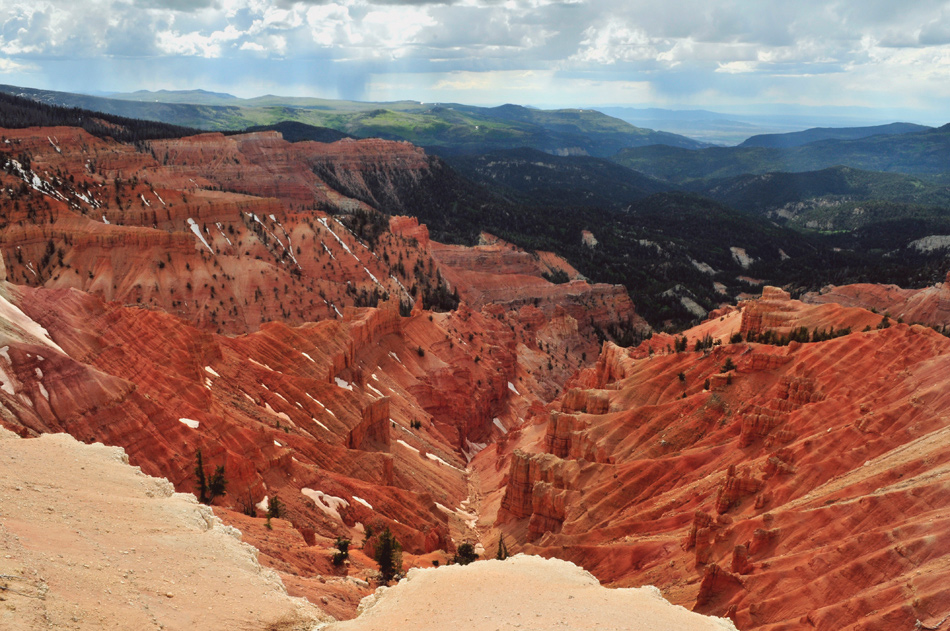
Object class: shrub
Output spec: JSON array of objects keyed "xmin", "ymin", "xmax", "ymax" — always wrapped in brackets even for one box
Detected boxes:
[
  {"xmin": 332, "ymin": 537, "xmax": 351, "ymax": 566},
  {"xmin": 721, "ymin": 357, "xmax": 736, "ymax": 372},
  {"xmin": 452, "ymin": 541, "xmax": 479, "ymax": 566}
]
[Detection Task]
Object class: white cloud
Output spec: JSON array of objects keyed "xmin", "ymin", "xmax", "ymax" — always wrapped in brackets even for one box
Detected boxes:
[
  {"xmin": 716, "ymin": 60, "xmax": 757, "ymax": 74},
  {"xmin": 0, "ymin": 57, "xmax": 33, "ymax": 73},
  {"xmin": 572, "ymin": 21, "xmax": 659, "ymax": 64},
  {"xmin": 156, "ymin": 24, "xmax": 243, "ymax": 57},
  {"xmin": 0, "ymin": 0, "xmax": 947, "ymax": 117}
]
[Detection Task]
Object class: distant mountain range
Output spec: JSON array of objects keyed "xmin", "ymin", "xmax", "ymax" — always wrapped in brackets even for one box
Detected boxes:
[
  {"xmin": 738, "ymin": 122, "xmax": 931, "ymax": 148},
  {"xmin": 613, "ymin": 123, "xmax": 950, "ymax": 182},
  {"xmin": 593, "ymin": 106, "xmax": 934, "ymax": 145},
  {"xmin": 0, "ymin": 84, "xmax": 709, "ymax": 157}
]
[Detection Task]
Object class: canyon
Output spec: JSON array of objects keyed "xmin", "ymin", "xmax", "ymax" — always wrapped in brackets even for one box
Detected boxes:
[{"xmin": 0, "ymin": 122, "xmax": 949, "ymax": 630}]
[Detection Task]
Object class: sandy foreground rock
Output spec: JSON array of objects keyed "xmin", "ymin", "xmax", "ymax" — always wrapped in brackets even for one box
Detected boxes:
[
  {"xmin": 322, "ymin": 555, "xmax": 738, "ymax": 631},
  {"xmin": 0, "ymin": 428, "xmax": 328, "ymax": 630},
  {"xmin": 0, "ymin": 427, "xmax": 739, "ymax": 631}
]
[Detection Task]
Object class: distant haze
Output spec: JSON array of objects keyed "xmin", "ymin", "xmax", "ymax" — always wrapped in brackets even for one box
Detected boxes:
[{"xmin": 0, "ymin": 1, "xmax": 948, "ymax": 125}]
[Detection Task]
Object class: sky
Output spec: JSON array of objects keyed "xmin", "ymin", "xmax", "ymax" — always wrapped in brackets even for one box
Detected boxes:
[{"xmin": 1, "ymin": 0, "xmax": 949, "ymax": 122}]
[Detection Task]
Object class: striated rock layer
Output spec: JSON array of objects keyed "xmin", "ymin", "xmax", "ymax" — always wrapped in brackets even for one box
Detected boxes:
[
  {"xmin": 485, "ymin": 286, "xmax": 950, "ymax": 631},
  {"xmin": 802, "ymin": 273, "xmax": 950, "ymax": 329},
  {"xmin": 0, "ymin": 124, "xmax": 645, "ymax": 618}
]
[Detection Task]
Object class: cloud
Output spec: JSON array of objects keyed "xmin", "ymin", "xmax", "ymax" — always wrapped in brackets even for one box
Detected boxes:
[
  {"xmin": 572, "ymin": 21, "xmax": 660, "ymax": 64},
  {"xmin": 0, "ymin": 0, "xmax": 947, "ymax": 118},
  {"xmin": 138, "ymin": 0, "xmax": 220, "ymax": 10},
  {"xmin": 0, "ymin": 56, "xmax": 34, "ymax": 73}
]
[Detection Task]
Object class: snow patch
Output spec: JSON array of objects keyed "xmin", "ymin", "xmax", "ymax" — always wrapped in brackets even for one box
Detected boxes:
[
  {"xmin": 352, "ymin": 496, "xmax": 373, "ymax": 510},
  {"xmin": 179, "ymin": 418, "xmax": 200, "ymax": 429},
  {"xmin": 334, "ymin": 377, "xmax": 353, "ymax": 390},
  {"xmin": 318, "ymin": 217, "xmax": 356, "ymax": 257},
  {"xmin": 396, "ymin": 439, "xmax": 420, "ymax": 453},
  {"xmin": 507, "ymin": 381, "xmax": 521, "ymax": 396},
  {"xmin": 363, "ymin": 266, "xmax": 383, "ymax": 288},
  {"xmin": 301, "ymin": 488, "xmax": 349, "ymax": 521},
  {"xmin": 256, "ymin": 495, "xmax": 270, "ymax": 513},
  {"xmin": 462, "ymin": 438, "xmax": 488, "ymax": 462},
  {"xmin": 300, "ymin": 352, "xmax": 315, "ymax": 363},
  {"xmin": 187, "ymin": 218, "xmax": 214, "ymax": 254},
  {"xmin": 204, "ymin": 366, "xmax": 220, "ymax": 377},
  {"xmin": 464, "ymin": 439, "xmax": 488, "ymax": 463},
  {"xmin": 248, "ymin": 358, "xmax": 273, "ymax": 371},
  {"xmin": 0, "ymin": 293, "xmax": 66, "ymax": 354},
  {"xmin": 426, "ymin": 452, "xmax": 463, "ymax": 472},
  {"xmin": 388, "ymin": 351, "xmax": 403, "ymax": 364},
  {"xmin": 264, "ymin": 402, "xmax": 292, "ymax": 424},
  {"xmin": 493, "ymin": 418, "xmax": 508, "ymax": 434}
]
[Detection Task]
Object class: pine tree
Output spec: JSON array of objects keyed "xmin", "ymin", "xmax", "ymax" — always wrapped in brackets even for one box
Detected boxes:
[
  {"xmin": 208, "ymin": 465, "xmax": 228, "ymax": 503},
  {"xmin": 496, "ymin": 535, "xmax": 509, "ymax": 560},
  {"xmin": 374, "ymin": 527, "xmax": 403, "ymax": 583},
  {"xmin": 194, "ymin": 449, "xmax": 208, "ymax": 504}
]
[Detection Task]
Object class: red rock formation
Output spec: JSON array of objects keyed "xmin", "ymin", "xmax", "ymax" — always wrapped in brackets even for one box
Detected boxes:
[
  {"xmin": 485, "ymin": 285, "xmax": 950, "ymax": 630},
  {"xmin": 740, "ymin": 286, "xmax": 884, "ymax": 338},
  {"xmin": 802, "ymin": 275, "xmax": 950, "ymax": 328},
  {"xmin": 389, "ymin": 215, "xmax": 430, "ymax": 248},
  {"xmin": 0, "ymin": 128, "xmax": 448, "ymax": 335}
]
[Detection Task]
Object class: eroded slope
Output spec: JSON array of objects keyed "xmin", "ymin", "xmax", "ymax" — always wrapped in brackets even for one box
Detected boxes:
[{"xmin": 485, "ymin": 287, "xmax": 950, "ymax": 630}]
